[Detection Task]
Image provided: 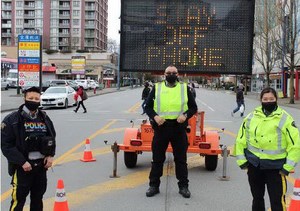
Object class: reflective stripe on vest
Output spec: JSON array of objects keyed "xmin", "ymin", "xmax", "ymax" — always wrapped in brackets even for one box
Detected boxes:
[
  {"xmin": 154, "ymin": 82, "xmax": 187, "ymax": 119},
  {"xmin": 246, "ymin": 112, "xmax": 288, "ymax": 155}
]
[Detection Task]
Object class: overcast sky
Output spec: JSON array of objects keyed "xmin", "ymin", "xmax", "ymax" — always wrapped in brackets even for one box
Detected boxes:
[{"xmin": 108, "ymin": 0, "xmax": 121, "ymax": 43}]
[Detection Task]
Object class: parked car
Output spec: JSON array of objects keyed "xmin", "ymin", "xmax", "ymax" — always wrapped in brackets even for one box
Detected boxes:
[
  {"xmin": 192, "ymin": 81, "xmax": 200, "ymax": 88},
  {"xmin": 1, "ymin": 78, "xmax": 9, "ymax": 90},
  {"xmin": 75, "ymin": 80, "xmax": 89, "ymax": 90},
  {"xmin": 40, "ymin": 86, "xmax": 76, "ymax": 109},
  {"xmin": 89, "ymin": 80, "xmax": 99, "ymax": 89}
]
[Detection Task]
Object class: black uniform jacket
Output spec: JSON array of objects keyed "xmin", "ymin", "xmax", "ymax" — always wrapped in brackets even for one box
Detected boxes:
[
  {"xmin": 1, "ymin": 105, "xmax": 56, "ymax": 175},
  {"xmin": 145, "ymin": 81, "xmax": 198, "ymax": 128}
]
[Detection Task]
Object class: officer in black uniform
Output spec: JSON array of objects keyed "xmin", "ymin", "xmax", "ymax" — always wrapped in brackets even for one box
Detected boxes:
[
  {"xmin": 144, "ymin": 65, "xmax": 198, "ymax": 198},
  {"xmin": 1, "ymin": 86, "xmax": 56, "ymax": 211}
]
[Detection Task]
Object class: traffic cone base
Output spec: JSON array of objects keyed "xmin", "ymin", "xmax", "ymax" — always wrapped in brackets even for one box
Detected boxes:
[
  {"xmin": 54, "ymin": 179, "xmax": 69, "ymax": 211},
  {"xmin": 80, "ymin": 138, "xmax": 96, "ymax": 162},
  {"xmin": 288, "ymin": 178, "xmax": 300, "ymax": 211}
]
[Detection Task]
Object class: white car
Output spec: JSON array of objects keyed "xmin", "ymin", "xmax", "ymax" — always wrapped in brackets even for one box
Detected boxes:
[
  {"xmin": 75, "ymin": 80, "xmax": 89, "ymax": 90},
  {"xmin": 89, "ymin": 80, "xmax": 100, "ymax": 89},
  {"xmin": 40, "ymin": 86, "xmax": 76, "ymax": 109},
  {"xmin": 1, "ymin": 78, "xmax": 9, "ymax": 90}
]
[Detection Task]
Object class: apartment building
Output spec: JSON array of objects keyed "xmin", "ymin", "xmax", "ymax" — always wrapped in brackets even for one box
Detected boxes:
[{"xmin": 1, "ymin": 0, "xmax": 108, "ymax": 51}]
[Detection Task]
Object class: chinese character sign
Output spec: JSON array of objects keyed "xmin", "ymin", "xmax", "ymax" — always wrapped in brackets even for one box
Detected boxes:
[{"xmin": 18, "ymin": 34, "xmax": 42, "ymax": 87}]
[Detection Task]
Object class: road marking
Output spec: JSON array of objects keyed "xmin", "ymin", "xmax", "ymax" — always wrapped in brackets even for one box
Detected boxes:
[
  {"xmin": 127, "ymin": 102, "xmax": 141, "ymax": 113},
  {"xmin": 196, "ymin": 99, "xmax": 214, "ymax": 111},
  {"xmin": 24, "ymin": 155, "xmax": 206, "ymax": 210}
]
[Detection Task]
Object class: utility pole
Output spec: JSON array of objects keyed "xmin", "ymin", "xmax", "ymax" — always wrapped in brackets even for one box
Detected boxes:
[{"xmin": 281, "ymin": 0, "xmax": 287, "ymax": 97}]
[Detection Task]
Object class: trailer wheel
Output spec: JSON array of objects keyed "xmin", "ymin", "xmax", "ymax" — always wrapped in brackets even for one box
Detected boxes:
[
  {"xmin": 205, "ymin": 155, "xmax": 218, "ymax": 171},
  {"xmin": 124, "ymin": 152, "xmax": 137, "ymax": 168}
]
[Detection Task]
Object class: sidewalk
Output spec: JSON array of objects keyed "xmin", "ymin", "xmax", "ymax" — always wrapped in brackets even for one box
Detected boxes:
[{"xmin": 0, "ymin": 87, "xmax": 131, "ymax": 113}]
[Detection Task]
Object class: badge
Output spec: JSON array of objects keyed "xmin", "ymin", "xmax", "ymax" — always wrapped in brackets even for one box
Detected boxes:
[
  {"xmin": 291, "ymin": 121, "xmax": 298, "ymax": 128},
  {"xmin": 1, "ymin": 123, "xmax": 6, "ymax": 130}
]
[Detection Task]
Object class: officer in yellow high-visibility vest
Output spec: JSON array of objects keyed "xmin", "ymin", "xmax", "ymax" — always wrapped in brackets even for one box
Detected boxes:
[
  {"xmin": 235, "ymin": 87, "xmax": 300, "ymax": 211},
  {"xmin": 144, "ymin": 65, "xmax": 198, "ymax": 198}
]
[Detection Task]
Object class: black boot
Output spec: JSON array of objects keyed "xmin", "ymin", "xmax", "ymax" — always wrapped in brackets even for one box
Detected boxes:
[
  {"xmin": 179, "ymin": 187, "xmax": 191, "ymax": 198},
  {"xmin": 83, "ymin": 110, "xmax": 87, "ymax": 113},
  {"xmin": 146, "ymin": 187, "xmax": 159, "ymax": 197}
]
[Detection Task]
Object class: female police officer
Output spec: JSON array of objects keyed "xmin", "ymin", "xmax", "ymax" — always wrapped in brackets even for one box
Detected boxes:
[
  {"xmin": 235, "ymin": 87, "xmax": 300, "ymax": 211},
  {"xmin": 1, "ymin": 86, "xmax": 56, "ymax": 211}
]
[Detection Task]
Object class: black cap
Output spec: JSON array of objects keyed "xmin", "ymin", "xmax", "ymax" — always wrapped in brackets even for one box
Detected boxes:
[{"xmin": 23, "ymin": 86, "xmax": 41, "ymax": 94}]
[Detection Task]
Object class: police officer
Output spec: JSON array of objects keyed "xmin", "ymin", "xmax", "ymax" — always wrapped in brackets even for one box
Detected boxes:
[
  {"xmin": 235, "ymin": 87, "xmax": 300, "ymax": 211},
  {"xmin": 144, "ymin": 65, "xmax": 198, "ymax": 198},
  {"xmin": 1, "ymin": 86, "xmax": 56, "ymax": 211}
]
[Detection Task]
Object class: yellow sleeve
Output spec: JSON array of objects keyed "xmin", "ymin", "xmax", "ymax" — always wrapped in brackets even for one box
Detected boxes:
[{"xmin": 235, "ymin": 119, "xmax": 248, "ymax": 168}]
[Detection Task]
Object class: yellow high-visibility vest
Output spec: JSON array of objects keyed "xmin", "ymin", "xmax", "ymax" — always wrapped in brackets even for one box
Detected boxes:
[{"xmin": 154, "ymin": 82, "xmax": 188, "ymax": 119}]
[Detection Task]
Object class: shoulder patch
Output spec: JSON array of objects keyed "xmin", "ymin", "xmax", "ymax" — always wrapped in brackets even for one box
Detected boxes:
[
  {"xmin": 291, "ymin": 121, "xmax": 297, "ymax": 128},
  {"xmin": 1, "ymin": 122, "xmax": 6, "ymax": 130}
]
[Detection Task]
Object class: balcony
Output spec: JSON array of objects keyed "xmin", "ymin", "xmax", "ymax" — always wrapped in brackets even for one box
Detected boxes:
[
  {"xmin": 24, "ymin": 14, "xmax": 35, "ymax": 18},
  {"xmin": 59, "ymin": 5, "xmax": 70, "ymax": 10},
  {"xmin": 59, "ymin": 33, "xmax": 70, "ymax": 37},
  {"xmin": 85, "ymin": 33, "xmax": 95, "ymax": 38},
  {"xmin": 24, "ymin": 5, "xmax": 35, "ymax": 9},
  {"xmin": 85, "ymin": 24, "xmax": 95, "ymax": 29},
  {"xmin": 2, "ymin": 32, "xmax": 12, "ymax": 37},
  {"xmin": 59, "ymin": 14, "xmax": 70, "ymax": 19},
  {"xmin": 23, "ymin": 23, "xmax": 35, "ymax": 28},
  {"xmin": 2, "ymin": 6, "xmax": 12, "ymax": 10},
  {"xmin": 59, "ymin": 41, "xmax": 69, "ymax": 46},
  {"xmin": 2, "ymin": 23, "xmax": 12, "ymax": 28},
  {"xmin": 85, "ymin": 6, "xmax": 95, "ymax": 10},
  {"xmin": 59, "ymin": 23, "xmax": 70, "ymax": 28},
  {"xmin": 85, "ymin": 15, "xmax": 95, "ymax": 19},
  {"xmin": 1, "ymin": 14, "xmax": 11, "ymax": 19}
]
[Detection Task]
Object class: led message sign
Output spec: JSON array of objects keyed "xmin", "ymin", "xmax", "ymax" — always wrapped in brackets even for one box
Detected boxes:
[{"xmin": 120, "ymin": 0, "xmax": 255, "ymax": 74}]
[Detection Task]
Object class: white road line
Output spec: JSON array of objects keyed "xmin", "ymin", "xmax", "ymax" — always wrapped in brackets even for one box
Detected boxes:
[{"xmin": 196, "ymin": 98, "xmax": 215, "ymax": 111}]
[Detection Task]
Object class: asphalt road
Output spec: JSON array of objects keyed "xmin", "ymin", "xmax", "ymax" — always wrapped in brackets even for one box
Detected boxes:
[{"xmin": 1, "ymin": 87, "xmax": 300, "ymax": 211}]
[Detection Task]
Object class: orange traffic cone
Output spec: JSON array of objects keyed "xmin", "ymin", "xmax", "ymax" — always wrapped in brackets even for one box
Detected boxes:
[
  {"xmin": 53, "ymin": 179, "xmax": 69, "ymax": 211},
  {"xmin": 288, "ymin": 178, "xmax": 300, "ymax": 211},
  {"xmin": 80, "ymin": 138, "xmax": 96, "ymax": 162}
]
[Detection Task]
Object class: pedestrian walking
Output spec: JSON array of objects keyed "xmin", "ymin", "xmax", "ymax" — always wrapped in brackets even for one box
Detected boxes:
[
  {"xmin": 234, "ymin": 87, "xmax": 300, "ymax": 211},
  {"xmin": 231, "ymin": 84, "xmax": 245, "ymax": 117},
  {"xmin": 1, "ymin": 86, "xmax": 56, "ymax": 211},
  {"xmin": 74, "ymin": 86, "xmax": 87, "ymax": 113},
  {"xmin": 144, "ymin": 65, "xmax": 198, "ymax": 198},
  {"xmin": 141, "ymin": 82, "xmax": 151, "ymax": 115}
]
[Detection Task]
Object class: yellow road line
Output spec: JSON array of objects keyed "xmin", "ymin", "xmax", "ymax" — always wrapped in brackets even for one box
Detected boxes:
[
  {"xmin": 62, "ymin": 146, "xmax": 111, "ymax": 163},
  {"xmin": 127, "ymin": 102, "xmax": 141, "ymax": 113},
  {"xmin": 24, "ymin": 155, "xmax": 205, "ymax": 210}
]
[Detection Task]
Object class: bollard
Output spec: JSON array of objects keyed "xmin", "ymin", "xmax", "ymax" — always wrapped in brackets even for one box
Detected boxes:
[
  {"xmin": 110, "ymin": 141, "xmax": 120, "ymax": 178},
  {"xmin": 218, "ymin": 145, "xmax": 230, "ymax": 181}
]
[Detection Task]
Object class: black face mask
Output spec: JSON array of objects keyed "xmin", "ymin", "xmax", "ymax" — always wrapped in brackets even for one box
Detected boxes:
[
  {"xmin": 165, "ymin": 74, "xmax": 178, "ymax": 84},
  {"xmin": 262, "ymin": 101, "xmax": 277, "ymax": 113},
  {"xmin": 25, "ymin": 100, "xmax": 40, "ymax": 111}
]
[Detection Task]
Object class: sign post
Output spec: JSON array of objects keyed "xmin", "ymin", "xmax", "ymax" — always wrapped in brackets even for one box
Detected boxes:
[{"xmin": 18, "ymin": 29, "xmax": 42, "ymax": 93}]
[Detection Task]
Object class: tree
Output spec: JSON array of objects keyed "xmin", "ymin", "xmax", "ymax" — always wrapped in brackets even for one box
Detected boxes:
[
  {"xmin": 107, "ymin": 39, "xmax": 119, "ymax": 53},
  {"xmin": 253, "ymin": 0, "xmax": 281, "ymax": 88},
  {"xmin": 276, "ymin": 0, "xmax": 300, "ymax": 104}
]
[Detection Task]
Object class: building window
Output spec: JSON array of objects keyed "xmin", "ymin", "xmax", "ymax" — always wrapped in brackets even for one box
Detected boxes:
[
  {"xmin": 73, "ymin": 10, "xmax": 80, "ymax": 17},
  {"xmin": 16, "ymin": 1, "xmax": 23, "ymax": 7},
  {"xmin": 16, "ymin": 10, "xmax": 23, "ymax": 17},
  {"xmin": 72, "ymin": 28, "xmax": 79, "ymax": 34},
  {"xmin": 73, "ymin": 19, "xmax": 80, "ymax": 26},
  {"xmin": 73, "ymin": 1, "xmax": 80, "ymax": 7}
]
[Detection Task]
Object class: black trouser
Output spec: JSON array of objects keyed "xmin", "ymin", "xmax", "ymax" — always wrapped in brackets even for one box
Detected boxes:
[
  {"xmin": 149, "ymin": 123, "xmax": 189, "ymax": 188},
  {"xmin": 247, "ymin": 164, "xmax": 287, "ymax": 211},
  {"xmin": 75, "ymin": 100, "xmax": 86, "ymax": 112},
  {"xmin": 9, "ymin": 161, "xmax": 47, "ymax": 211}
]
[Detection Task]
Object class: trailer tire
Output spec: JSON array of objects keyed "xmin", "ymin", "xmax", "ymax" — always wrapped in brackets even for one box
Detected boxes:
[
  {"xmin": 124, "ymin": 152, "xmax": 137, "ymax": 168},
  {"xmin": 205, "ymin": 155, "xmax": 218, "ymax": 171}
]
